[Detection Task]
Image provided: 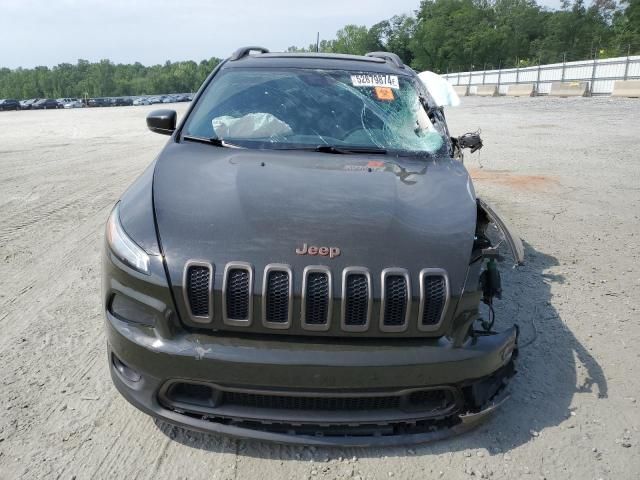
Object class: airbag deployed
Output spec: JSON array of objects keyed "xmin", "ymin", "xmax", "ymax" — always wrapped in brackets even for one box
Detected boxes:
[{"xmin": 212, "ymin": 113, "xmax": 292, "ymax": 139}]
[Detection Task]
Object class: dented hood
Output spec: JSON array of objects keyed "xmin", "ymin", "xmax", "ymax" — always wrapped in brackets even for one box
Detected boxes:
[{"xmin": 153, "ymin": 142, "xmax": 477, "ymax": 304}]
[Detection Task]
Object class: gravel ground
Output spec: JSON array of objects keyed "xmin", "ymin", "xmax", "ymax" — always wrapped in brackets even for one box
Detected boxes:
[{"xmin": 0, "ymin": 97, "xmax": 638, "ymax": 479}]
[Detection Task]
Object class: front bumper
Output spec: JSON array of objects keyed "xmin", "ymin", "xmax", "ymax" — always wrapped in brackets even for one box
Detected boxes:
[{"xmin": 106, "ymin": 312, "xmax": 517, "ymax": 446}]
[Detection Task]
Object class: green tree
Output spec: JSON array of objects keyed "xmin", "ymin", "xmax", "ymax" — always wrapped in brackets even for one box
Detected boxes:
[
  {"xmin": 0, "ymin": 57, "xmax": 220, "ymax": 99},
  {"xmin": 372, "ymin": 15, "xmax": 418, "ymax": 64},
  {"xmin": 612, "ymin": 0, "xmax": 640, "ymax": 53},
  {"xmin": 325, "ymin": 25, "xmax": 383, "ymax": 55}
]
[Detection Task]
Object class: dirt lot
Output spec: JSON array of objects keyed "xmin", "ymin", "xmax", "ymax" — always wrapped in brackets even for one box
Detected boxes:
[{"xmin": 0, "ymin": 97, "xmax": 638, "ymax": 479}]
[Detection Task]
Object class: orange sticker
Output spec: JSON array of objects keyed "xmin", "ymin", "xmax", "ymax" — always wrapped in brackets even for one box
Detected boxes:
[{"xmin": 374, "ymin": 86, "xmax": 395, "ymax": 101}]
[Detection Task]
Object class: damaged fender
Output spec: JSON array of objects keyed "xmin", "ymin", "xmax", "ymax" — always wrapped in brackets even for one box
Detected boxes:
[{"xmin": 477, "ymin": 197, "xmax": 525, "ymax": 266}]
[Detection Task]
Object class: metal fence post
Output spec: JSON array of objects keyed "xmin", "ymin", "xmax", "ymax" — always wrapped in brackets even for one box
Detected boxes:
[
  {"xmin": 468, "ymin": 64, "xmax": 473, "ymax": 90},
  {"xmin": 623, "ymin": 45, "xmax": 631, "ymax": 80},
  {"xmin": 457, "ymin": 70, "xmax": 461, "ymax": 85},
  {"xmin": 482, "ymin": 63, "xmax": 486, "ymax": 85},
  {"xmin": 561, "ymin": 52, "xmax": 566, "ymax": 82},
  {"xmin": 497, "ymin": 61, "xmax": 502, "ymax": 91},
  {"xmin": 590, "ymin": 55, "xmax": 598, "ymax": 96},
  {"xmin": 536, "ymin": 61, "xmax": 541, "ymax": 93}
]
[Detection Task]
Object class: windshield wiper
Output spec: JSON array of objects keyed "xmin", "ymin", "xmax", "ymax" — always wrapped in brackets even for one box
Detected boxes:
[
  {"xmin": 312, "ymin": 145, "xmax": 387, "ymax": 155},
  {"xmin": 182, "ymin": 135, "xmax": 241, "ymax": 148}
]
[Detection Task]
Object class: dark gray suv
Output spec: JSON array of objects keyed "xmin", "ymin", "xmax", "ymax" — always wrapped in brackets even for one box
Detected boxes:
[{"xmin": 103, "ymin": 47, "xmax": 523, "ymax": 446}]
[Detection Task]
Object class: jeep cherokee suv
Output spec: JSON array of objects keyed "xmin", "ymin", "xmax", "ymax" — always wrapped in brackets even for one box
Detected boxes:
[{"xmin": 103, "ymin": 47, "xmax": 523, "ymax": 446}]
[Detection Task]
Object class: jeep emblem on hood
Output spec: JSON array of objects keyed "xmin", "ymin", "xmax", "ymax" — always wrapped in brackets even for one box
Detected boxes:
[{"xmin": 296, "ymin": 243, "xmax": 341, "ymax": 259}]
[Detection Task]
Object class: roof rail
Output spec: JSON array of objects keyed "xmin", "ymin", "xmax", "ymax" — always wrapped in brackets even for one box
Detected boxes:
[
  {"xmin": 365, "ymin": 52, "xmax": 404, "ymax": 69},
  {"xmin": 230, "ymin": 46, "xmax": 270, "ymax": 61}
]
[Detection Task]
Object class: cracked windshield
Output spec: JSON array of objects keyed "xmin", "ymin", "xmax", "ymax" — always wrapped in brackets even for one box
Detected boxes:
[{"xmin": 184, "ymin": 68, "xmax": 446, "ymax": 155}]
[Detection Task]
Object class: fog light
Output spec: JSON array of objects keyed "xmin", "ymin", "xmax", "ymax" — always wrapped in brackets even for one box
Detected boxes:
[{"xmin": 112, "ymin": 354, "xmax": 141, "ymax": 383}]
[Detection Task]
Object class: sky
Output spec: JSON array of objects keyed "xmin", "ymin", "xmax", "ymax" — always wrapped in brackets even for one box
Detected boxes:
[{"xmin": 0, "ymin": 0, "xmax": 562, "ymax": 69}]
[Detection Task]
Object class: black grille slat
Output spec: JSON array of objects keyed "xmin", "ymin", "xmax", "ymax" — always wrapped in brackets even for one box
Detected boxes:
[
  {"xmin": 226, "ymin": 269, "xmax": 250, "ymax": 320},
  {"xmin": 344, "ymin": 274, "xmax": 369, "ymax": 326},
  {"xmin": 223, "ymin": 392, "xmax": 401, "ymax": 410},
  {"xmin": 187, "ymin": 266, "xmax": 210, "ymax": 317},
  {"xmin": 384, "ymin": 275, "xmax": 408, "ymax": 326},
  {"xmin": 265, "ymin": 270, "xmax": 290, "ymax": 324},
  {"xmin": 305, "ymin": 272, "xmax": 329, "ymax": 325},
  {"xmin": 408, "ymin": 389, "xmax": 448, "ymax": 406},
  {"xmin": 422, "ymin": 275, "xmax": 446, "ymax": 326}
]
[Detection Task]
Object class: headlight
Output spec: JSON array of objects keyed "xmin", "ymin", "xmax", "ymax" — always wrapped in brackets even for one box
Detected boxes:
[{"xmin": 106, "ymin": 204, "xmax": 150, "ymax": 274}]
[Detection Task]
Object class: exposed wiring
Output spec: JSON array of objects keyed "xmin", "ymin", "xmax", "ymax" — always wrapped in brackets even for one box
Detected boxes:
[{"xmin": 481, "ymin": 300, "xmax": 495, "ymax": 332}]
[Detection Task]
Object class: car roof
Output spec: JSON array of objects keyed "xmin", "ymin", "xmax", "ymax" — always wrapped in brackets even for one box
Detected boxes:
[{"xmin": 223, "ymin": 51, "xmax": 412, "ymax": 76}]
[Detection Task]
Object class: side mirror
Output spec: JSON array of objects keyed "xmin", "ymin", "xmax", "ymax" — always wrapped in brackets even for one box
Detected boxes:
[
  {"xmin": 146, "ymin": 109, "xmax": 176, "ymax": 135},
  {"xmin": 457, "ymin": 132, "xmax": 483, "ymax": 153}
]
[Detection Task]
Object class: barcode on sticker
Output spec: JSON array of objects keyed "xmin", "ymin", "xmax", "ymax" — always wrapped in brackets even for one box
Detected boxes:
[{"xmin": 351, "ymin": 74, "xmax": 400, "ymax": 90}]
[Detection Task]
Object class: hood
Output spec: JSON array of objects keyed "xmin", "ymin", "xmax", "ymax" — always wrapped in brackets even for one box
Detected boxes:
[{"xmin": 153, "ymin": 142, "xmax": 477, "ymax": 325}]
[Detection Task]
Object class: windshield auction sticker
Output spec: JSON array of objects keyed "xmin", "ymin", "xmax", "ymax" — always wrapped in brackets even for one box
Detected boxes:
[
  {"xmin": 351, "ymin": 74, "xmax": 400, "ymax": 90},
  {"xmin": 374, "ymin": 86, "xmax": 395, "ymax": 101}
]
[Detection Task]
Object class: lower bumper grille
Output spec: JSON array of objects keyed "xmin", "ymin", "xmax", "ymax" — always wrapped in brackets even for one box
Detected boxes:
[
  {"xmin": 161, "ymin": 381, "xmax": 458, "ymax": 418},
  {"xmin": 224, "ymin": 391, "xmax": 402, "ymax": 410}
]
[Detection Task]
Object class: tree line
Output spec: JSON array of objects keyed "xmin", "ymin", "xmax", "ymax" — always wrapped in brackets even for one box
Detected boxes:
[
  {"xmin": 0, "ymin": 58, "xmax": 220, "ymax": 100},
  {"xmin": 0, "ymin": 0, "xmax": 638, "ymax": 99},
  {"xmin": 289, "ymin": 0, "xmax": 639, "ymax": 71}
]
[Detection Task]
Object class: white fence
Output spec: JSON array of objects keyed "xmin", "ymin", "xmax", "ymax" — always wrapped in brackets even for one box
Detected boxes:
[{"xmin": 442, "ymin": 55, "xmax": 640, "ymax": 95}]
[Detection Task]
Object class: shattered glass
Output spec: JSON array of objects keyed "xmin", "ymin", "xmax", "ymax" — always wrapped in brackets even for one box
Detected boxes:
[{"xmin": 184, "ymin": 68, "xmax": 447, "ymax": 156}]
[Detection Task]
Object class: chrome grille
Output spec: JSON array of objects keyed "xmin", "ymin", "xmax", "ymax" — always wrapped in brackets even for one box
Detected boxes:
[
  {"xmin": 223, "ymin": 263, "xmax": 253, "ymax": 324},
  {"xmin": 343, "ymin": 273, "xmax": 369, "ymax": 327},
  {"xmin": 304, "ymin": 272, "xmax": 330, "ymax": 325},
  {"xmin": 227, "ymin": 270, "xmax": 250, "ymax": 319},
  {"xmin": 183, "ymin": 261, "xmax": 448, "ymax": 334},
  {"xmin": 418, "ymin": 269, "xmax": 449, "ymax": 331},
  {"xmin": 265, "ymin": 270, "xmax": 290, "ymax": 324},
  {"xmin": 422, "ymin": 277, "xmax": 445, "ymax": 325},
  {"xmin": 187, "ymin": 267, "xmax": 210, "ymax": 316},
  {"xmin": 381, "ymin": 269, "xmax": 410, "ymax": 331},
  {"xmin": 384, "ymin": 276, "xmax": 407, "ymax": 324},
  {"xmin": 183, "ymin": 261, "xmax": 213, "ymax": 323}
]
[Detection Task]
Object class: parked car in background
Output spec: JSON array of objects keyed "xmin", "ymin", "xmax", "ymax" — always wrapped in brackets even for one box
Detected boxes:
[
  {"xmin": 57, "ymin": 98, "xmax": 77, "ymax": 105},
  {"xmin": 63, "ymin": 100, "xmax": 84, "ymax": 109},
  {"xmin": 133, "ymin": 97, "xmax": 151, "ymax": 106},
  {"xmin": 20, "ymin": 98, "xmax": 39, "ymax": 110},
  {"xmin": 0, "ymin": 99, "xmax": 21, "ymax": 111},
  {"xmin": 31, "ymin": 98, "xmax": 62, "ymax": 109},
  {"xmin": 88, "ymin": 97, "xmax": 110, "ymax": 107},
  {"xmin": 110, "ymin": 97, "xmax": 133, "ymax": 107}
]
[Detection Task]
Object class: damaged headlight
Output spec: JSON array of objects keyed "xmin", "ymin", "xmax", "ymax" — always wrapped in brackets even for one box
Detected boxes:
[{"xmin": 106, "ymin": 204, "xmax": 150, "ymax": 275}]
